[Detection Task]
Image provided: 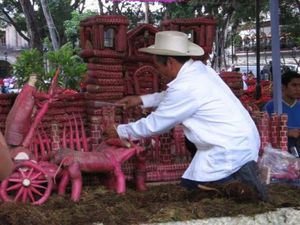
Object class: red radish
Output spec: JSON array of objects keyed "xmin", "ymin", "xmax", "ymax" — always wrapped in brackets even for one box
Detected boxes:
[
  {"xmin": 4, "ymin": 84, "xmax": 36, "ymax": 146},
  {"xmin": 22, "ymin": 68, "xmax": 60, "ymax": 148},
  {"xmin": 51, "ymin": 143, "xmax": 145, "ymax": 201}
]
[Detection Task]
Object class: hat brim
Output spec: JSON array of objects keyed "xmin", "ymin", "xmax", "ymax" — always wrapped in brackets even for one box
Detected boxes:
[{"xmin": 139, "ymin": 42, "xmax": 204, "ymax": 56}]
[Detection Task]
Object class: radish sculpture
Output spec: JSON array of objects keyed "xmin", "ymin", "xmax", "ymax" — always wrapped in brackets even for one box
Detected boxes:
[
  {"xmin": 51, "ymin": 139, "xmax": 146, "ymax": 202},
  {"xmin": 0, "ymin": 68, "xmax": 148, "ymax": 204},
  {"xmin": 0, "ymin": 69, "xmax": 62, "ymax": 205}
]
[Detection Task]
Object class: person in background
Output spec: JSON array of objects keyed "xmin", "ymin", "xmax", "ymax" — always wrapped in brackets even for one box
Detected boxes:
[
  {"xmin": 241, "ymin": 73, "xmax": 248, "ymax": 91},
  {"xmin": 2, "ymin": 76, "xmax": 9, "ymax": 93},
  {"xmin": 264, "ymin": 71, "xmax": 300, "ymax": 157},
  {"xmin": 262, "ymin": 61, "xmax": 272, "ymax": 81},
  {"xmin": 105, "ymin": 31, "xmax": 268, "ymax": 201},
  {"xmin": 2, "ymin": 76, "xmax": 16, "ymax": 93},
  {"xmin": 248, "ymin": 70, "xmax": 255, "ymax": 80}
]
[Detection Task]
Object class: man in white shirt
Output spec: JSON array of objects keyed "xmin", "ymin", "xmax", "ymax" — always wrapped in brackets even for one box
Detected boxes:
[{"xmin": 106, "ymin": 31, "xmax": 267, "ymax": 201}]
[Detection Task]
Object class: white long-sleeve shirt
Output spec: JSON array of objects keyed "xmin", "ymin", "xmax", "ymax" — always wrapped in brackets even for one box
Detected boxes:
[{"xmin": 117, "ymin": 59, "xmax": 260, "ymax": 182}]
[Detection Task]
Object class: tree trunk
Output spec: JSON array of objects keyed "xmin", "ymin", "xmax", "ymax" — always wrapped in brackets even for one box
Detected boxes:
[
  {"xmin": 144, "ymin": 2, "xmax": 149, "ymax": 23},
  {"xmin": 222, "ymin": 9, "xmax": 234, "ymax": 70},
  {"xmin": 98, "ymin": 0, "xmax": 104, "ymax": 14},
  {"xmin": 291, "ymin": 48, "xmax": 300, "ymax": 66},
  {"xmin": 163, "ymin": 3, "xmax": 170, "ymax": 20},
  {"xmin": 40, "ymin": 0, "xmax": 60, "ymax": 50},
  {"xmin": 72, "ymin": 0, "xmax": 85, "ymax": 13},
  {"xmin": 19, "ymin": 0, "xmax": 42, "ymax": 50},
  {"xmin": 72, "ymin": 0, "xmax": 83, "ymax": 9},
  {"xmin": 1, "ymin": 8, "xmax": 30, "ymax": 42},
  {"xmin": 112, "ymin": 2, "xmax": 118, "ymax": 15},
  {"xmin": 294, "ymin": 0, "xmax": 300, "ymax": 12},
  {"xmin": 213, "ymin": 5, "xmax": 235, "ymax": 71}
]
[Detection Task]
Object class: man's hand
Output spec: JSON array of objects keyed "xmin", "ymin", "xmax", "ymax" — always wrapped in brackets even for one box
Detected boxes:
[
  {"xmin": 288, "ymin": 129, "xmax": 300, "ymax": 138},
  {"xmin": 103, "ymin": 124, "xmax": 119, "ymax": 139},
  {"xmin": 116, "ymin": 95, "xmax": 142, "ymax": 108}
]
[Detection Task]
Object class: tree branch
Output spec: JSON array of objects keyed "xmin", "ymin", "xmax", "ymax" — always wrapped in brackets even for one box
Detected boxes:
[{"xmin": 1, "ymin": 8, "xmax": 29, "ymax": 42}]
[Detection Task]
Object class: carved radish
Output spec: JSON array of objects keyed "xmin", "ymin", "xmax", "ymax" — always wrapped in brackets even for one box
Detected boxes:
[{"xmin": 51, "ymin": 140, "xmax": 146, "ymax": 201}]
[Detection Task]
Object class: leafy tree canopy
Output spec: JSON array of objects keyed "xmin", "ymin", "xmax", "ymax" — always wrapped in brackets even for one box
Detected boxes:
[
  {"xmin": 64, "ymin": 10, "xmax": 97, "ymax": 44},
  {"xmin": 13, "ymin": 43, "xmax": 86, "ymax": 91}
]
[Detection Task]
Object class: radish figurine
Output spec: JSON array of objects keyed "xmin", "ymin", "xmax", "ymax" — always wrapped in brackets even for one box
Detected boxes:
[{"xmin": 51, "ymin": 140, "xmax": 146, "ymax": 201}]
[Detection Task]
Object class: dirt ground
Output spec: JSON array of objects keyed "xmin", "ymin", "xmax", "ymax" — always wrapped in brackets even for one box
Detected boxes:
[{"xmin": 0, "ymin": 180, "xmax": 299, "ymax": 225}]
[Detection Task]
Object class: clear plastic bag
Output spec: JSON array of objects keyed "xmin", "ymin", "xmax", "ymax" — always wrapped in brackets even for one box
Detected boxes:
[{"xmin": 258, "ymin": 145, "xmax": 300, "ymax": 181}]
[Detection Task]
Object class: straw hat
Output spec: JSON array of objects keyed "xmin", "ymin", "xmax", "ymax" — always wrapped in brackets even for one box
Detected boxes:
[{"xmin": 139, "ymin": 31, "xmax": 204, "ymax": 56}]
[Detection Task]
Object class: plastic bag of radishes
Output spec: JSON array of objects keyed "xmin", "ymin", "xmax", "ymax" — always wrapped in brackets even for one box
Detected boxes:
[{"xmin": 258, "ymin": 145, "xmax": 300, "ymax": 180}]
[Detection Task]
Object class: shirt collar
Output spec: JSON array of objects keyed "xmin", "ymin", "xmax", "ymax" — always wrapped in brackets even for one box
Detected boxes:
[
  {"xmin": 167, "ymin": 59, "xmax": 194, "ymax": 87},
  {"xmin": 283, "ymin": 99, "xmax": 297, "ymax": 108}
]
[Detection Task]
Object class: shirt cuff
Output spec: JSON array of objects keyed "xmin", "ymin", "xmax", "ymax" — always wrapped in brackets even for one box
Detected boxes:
[
  {"xmin": 140, "ymin": 94, "xmax": 154, "ymax": 108},
  {"xmin": 116, "ymin": 124, "xmax": 129, "ymax": 139},
  {"xmin": 116, "ymin": 124, "xmax": 140, "ymax": 141}
]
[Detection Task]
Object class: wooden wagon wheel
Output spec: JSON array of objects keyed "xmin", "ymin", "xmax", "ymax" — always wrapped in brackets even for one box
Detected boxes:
[{"xmin": 0, "ymin": 160, "xmax": 53, "ymax": 205}]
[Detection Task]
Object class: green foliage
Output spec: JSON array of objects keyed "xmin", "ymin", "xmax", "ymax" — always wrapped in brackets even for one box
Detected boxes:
[
  {"xmin": 12, "ymin": 49, "xmax": 45, "ymax": 90},
  {"xmin": 46, "ymin": 42, "xmax": 87, "ymax": 90},
  {"xmin": 13, "ymin": 43, "xmax": 86, "ymax": 91},
  {"xmin": 296, "ymin": 37, "xmax": 300, "ymax": 46},
  {"xmin": 279, "ymin": 0, "xmax": 300, "ymax": 45},
  {"xmin": 0, "ymin": 0, "xmax": 25, "ymax": 29},
  {"xmin": 225, "ymin": 34, "xmax": 242, "ymax": 48},
  {"xmin": 123, "ymin": 2, "xmax": 144, "ymax": 29},
  {"xmin": 40, "ymin": 0, "xmax": 73, "ymax": 45},
  {"xmin": 64, "ymin": 10, "xmax": 97, "ymax": 44},
  {"xmin": 165, "ymin": 2, "xmax": 195, "ymax": 19},
  {"xmin": 1, "ymin": 0, "xmax": 88, "ymax": 49},
  {"xmin": 233, "ymin": 34, "xmax": 242, "ymax": 47}
]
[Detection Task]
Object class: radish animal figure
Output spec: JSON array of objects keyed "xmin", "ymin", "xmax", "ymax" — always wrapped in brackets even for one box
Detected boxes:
[{"xmin": 51, "ymin": 139, "xmax": 146, "ymax": 202}]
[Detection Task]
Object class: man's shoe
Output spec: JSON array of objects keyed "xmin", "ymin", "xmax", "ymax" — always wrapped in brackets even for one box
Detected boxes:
[
  {"xmin": 233, "ymin": 161, "xmax": 269, "ymax": 202},
  {"xmin": 221, "ymin": 180, "xmax": 259, "ymax": 201},
  {"xmin": 197, "ymin": 180, "xmax": 258, "ymax": 201}
]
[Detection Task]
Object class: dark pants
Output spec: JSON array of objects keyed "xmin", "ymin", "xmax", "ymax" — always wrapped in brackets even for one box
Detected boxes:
[
  {"xmin": 181, "ymin": 175, "xmax": 234, "ymax": 190},
  {"xmin": 185, "ymin": 137, "xmax": 197, "ymax": 158},
  {"xmin": 1, "ymin": 86, "xmax": 9, "ymax": 93},
  {"xmin": 180, "ymin": 160, "xmax": 268, "ymax": 201}
]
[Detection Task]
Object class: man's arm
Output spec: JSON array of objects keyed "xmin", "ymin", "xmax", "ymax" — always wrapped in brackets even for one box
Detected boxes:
[
  {"xmin": 140, "ymin": 92, "xmax": 166, "ymax": 108},
  {"xmin": 116, "ymin": 88, "xmax": 198, "ymax": 140},
  {"xmin": 116, "ymin": 92, "xmax": 166, "ymax": 109},
  {"xmin": 104, "ymin": 92, "xmax": 166, "ymax": 139}
]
